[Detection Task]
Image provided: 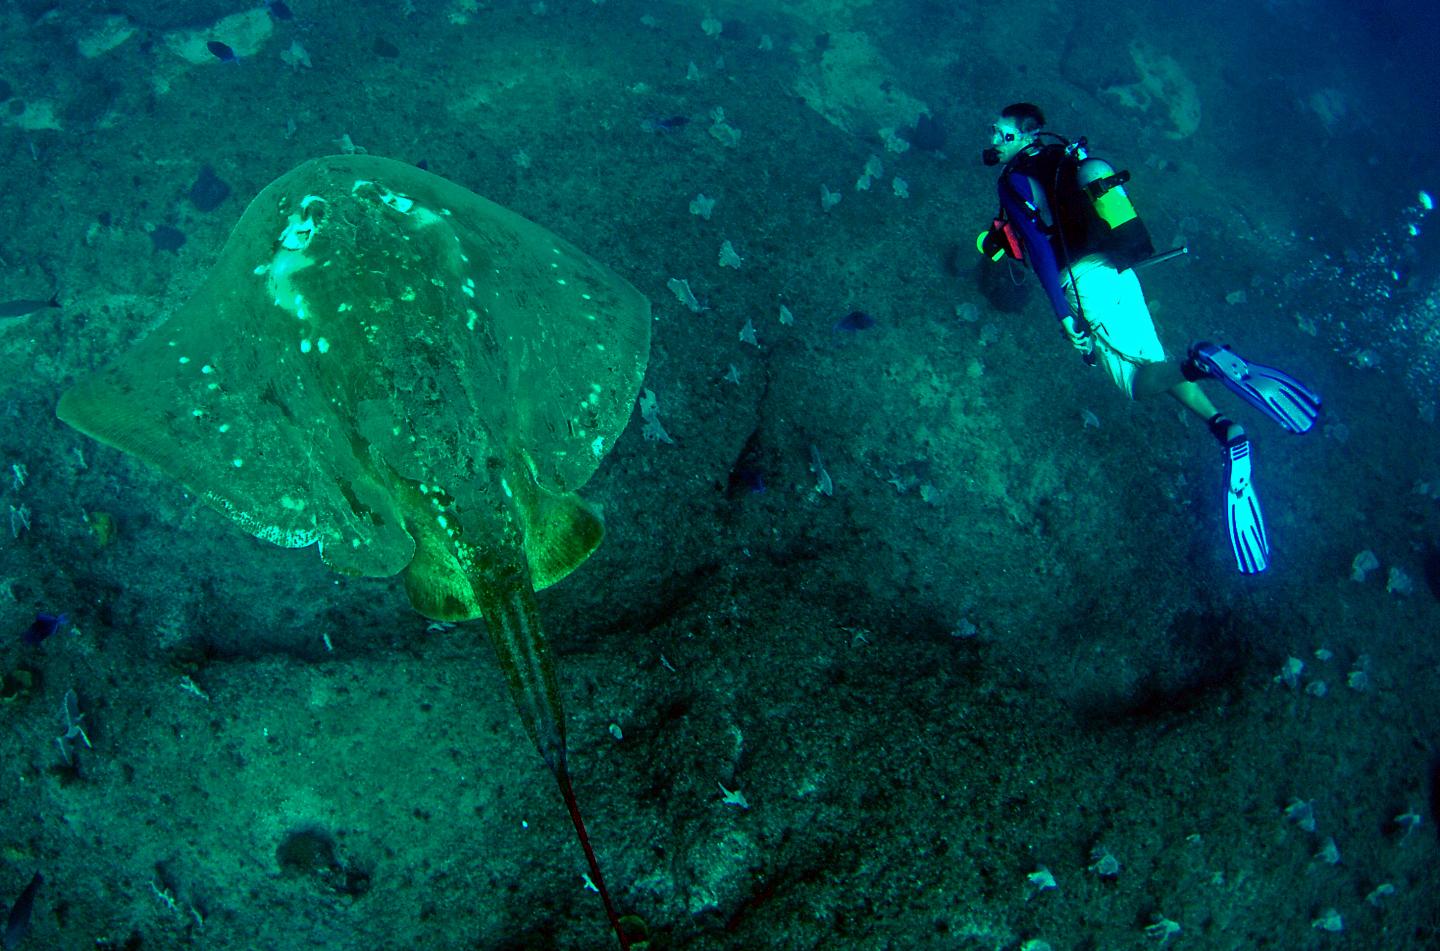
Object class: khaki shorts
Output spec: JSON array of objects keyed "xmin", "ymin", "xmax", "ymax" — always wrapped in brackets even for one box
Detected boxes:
[{"xmin": 1064, "ymin": 257, "xmax": 1166, "ymax": 398}]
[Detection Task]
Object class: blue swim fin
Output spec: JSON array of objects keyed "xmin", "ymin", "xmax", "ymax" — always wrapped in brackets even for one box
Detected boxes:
[
  {"xmin": 1187, "ymin": 342, "xmax": 1322, "ymax": 434},
  {"xmin": 1224, "ymin": 436, "xmax": 1269, "ymax": 574}
]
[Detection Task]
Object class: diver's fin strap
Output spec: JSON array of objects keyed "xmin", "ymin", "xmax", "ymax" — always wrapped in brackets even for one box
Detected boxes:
[
  {"xmin": 1187, "ymin": 342, "xmax": 1323, "ymax": 435},
  {"xmin": 1207, "ymin": 413, "xmax": 1239, "ymax": 446}
]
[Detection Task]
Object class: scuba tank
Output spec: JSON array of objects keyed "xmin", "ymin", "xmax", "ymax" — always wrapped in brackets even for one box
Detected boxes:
[
  {"xmin": 1065, "ymin": 139, "xmax": 1154, "ymax": 268},
  {"xmin": 1074, "ymin": 146, "xmax": 1137, "ymax": 228}
]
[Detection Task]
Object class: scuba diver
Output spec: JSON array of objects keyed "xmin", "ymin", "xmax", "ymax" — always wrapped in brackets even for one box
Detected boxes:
[{"xmin": 976, "ymin": 102, "xmax": 1322, "ymax": 574}]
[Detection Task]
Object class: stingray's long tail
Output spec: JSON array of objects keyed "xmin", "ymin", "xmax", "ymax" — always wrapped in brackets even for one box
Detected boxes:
[
  {"xmin": 476, "ymin": 560, "xmax": 632, "ymax": 949},
  {"xmin": 555, "ymin": 765, "xmax": 630, "ymax": 949}
]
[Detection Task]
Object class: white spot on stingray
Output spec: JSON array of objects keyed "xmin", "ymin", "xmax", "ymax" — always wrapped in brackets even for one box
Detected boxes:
[
  {"xmin": 316, "ymin": 337, "xmax": 330, "ymax": 354},
  {"xmin": 201, "ymin": 364, "xmax": 214, "ymax": 374},
  {"xmin": 379, "ymin": 190, "xmax": 414, "ymax": 214},
  {"xmin": 300, "ymin": 338, "xmax": 312, "ymax": 353},
  {"xmin": 591, "ymin": 436, "xmax": 605, "ymax": 458},
  {"xmin": 218, "ymin": 423, "xmax": 230, "ymax": 433},
  {"xmin": 278, "ymin": 221, "xmax": 314, "ymax": 251},
  {"xmin": 178, "ymin": 356, "xmax": 191, "ymax": 365},
  {"xmin": 232, "ymin": 458, "xmax": 244, "ymax": 468},
  {"xmin": 268, "ymin": 228, "xmax": 317, "ymax": 317}
]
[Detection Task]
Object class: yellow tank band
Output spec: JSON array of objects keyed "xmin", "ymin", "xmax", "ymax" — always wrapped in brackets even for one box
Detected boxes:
[{"xmin": 1094, "ymin": 190, "xmax": 1137, "ymax": 227}]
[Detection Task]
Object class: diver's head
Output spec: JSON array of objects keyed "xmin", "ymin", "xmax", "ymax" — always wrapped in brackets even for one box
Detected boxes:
[{"xmin": 983, "ymin": 102, "xmax": 1045, "ymax": 166}]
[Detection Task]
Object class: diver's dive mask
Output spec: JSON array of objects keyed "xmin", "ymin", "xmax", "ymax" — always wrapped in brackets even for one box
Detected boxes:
[{"xmin": 983, "ymin": 123, "xmax": 1024, "ymax": 166}]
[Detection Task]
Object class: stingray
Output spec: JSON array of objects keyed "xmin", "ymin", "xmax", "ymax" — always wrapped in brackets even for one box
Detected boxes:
[{"xmin": 58, "ymin": 155, "xmax": 650, "ymax": 947}]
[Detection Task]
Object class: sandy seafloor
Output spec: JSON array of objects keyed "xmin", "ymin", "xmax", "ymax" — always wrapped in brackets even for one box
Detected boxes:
[{"xmin": 2, "ymin": 0, "xmax": 1439, "ymax": 948}]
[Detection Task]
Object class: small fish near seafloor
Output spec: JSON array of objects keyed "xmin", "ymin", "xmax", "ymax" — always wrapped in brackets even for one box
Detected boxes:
[
  {"xmin": 833, "ymin": 310, "xmax": 876, "ymax": 332},
  {"xmin": 0, "ymin": 294, "xmax": 59, "ymax": 319},
  {"xmin": 206, "ymin": 40, "xmax": 238, "ymax": 63},
  {"xmin": 642, "ymin": 115, "xmax": 689, "ymax": 134},
  {"xmin": 2, "ymin": 872, "xmax": 42, "ymax": 951},
  {"xmin": 22, "ymin": 612, "xmax": 67, "ymax": 646}
]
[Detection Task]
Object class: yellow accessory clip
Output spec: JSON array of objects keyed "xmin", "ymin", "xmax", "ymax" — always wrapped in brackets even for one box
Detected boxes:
[{"xmin": 977, "ymin": 230, "xmax": 1005, "ymax": 261}]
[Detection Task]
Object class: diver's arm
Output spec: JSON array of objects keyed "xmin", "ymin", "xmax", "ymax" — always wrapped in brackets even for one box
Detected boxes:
[{"xmin": 997, "ymin": 173, "xmax": 1074, "ymax": 324}]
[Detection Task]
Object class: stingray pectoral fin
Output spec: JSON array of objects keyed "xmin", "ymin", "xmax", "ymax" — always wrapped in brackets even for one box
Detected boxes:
[
  {"xmin": 400, "ymin": 485, "xmax": 603, "ymax": 620},
  {"xmin": 402, "ymin": 520, "xmax": 485, "ymax": 622},
  {"xmin": 517, "ymin": 485, "xmax": 605, "ymax": 591}
]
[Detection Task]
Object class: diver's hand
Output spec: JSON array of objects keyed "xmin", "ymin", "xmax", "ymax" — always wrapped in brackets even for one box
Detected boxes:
[{"xmin": 1061, "ymin": 316, "xmax": 1095, "ymax": 362}]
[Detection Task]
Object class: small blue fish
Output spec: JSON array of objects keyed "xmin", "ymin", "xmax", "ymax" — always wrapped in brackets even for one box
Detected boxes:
[
  {"xmin": 641, "ymin": 115, "xmax": 690, "ymax": 134},
  {"xmin": 148, "ymin": 224, "xmax": 187, "ymax": 253},
  {"xmin": 726, "ymin": 466, "xmax": 766, "ymax": 497},
  {"xmin": 21, "ymin": 612, "xmax": 66, "ymax": 646},
  {"xmin": 0, "ymin": 294, "xmax": 59, "ymax": 319},
  {"xmin": 833, "ymin": 310, "xmax": 876, "ymax": 332},
  {"xmin": 2, "ymin": 871, "xmax": 41, "ymax": 951},
  {"xmin": 206, "ymin": 40, "xmax": 238, "ymax": 63}
]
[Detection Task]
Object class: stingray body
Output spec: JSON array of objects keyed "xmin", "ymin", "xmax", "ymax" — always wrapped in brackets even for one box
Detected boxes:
[{"xmin": 58, "ymin": 155, "xmax": 650, "ymax": 946}]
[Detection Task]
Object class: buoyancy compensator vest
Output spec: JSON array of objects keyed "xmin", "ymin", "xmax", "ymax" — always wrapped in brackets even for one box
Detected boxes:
[{"xmin": 1008, "ymin": 137, "xmax": 1155, "ymax": 273}]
